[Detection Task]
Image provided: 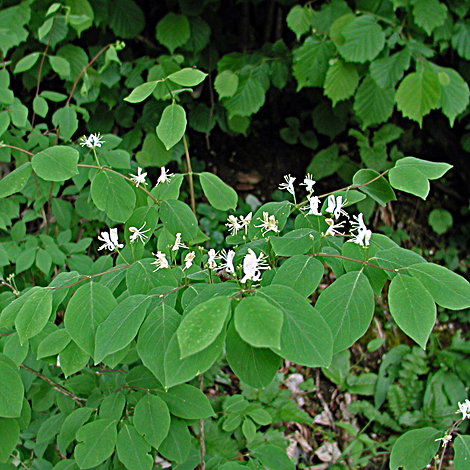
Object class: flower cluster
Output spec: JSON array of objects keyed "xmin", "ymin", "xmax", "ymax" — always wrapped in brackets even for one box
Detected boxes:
[
  {"xmin": 79, "ymin": 133, "xmax": 105, "ymax": 149},
  {"xmin": 98, "ymin": 228, "xmax": 123, "ymax": 251},
  {"xmin": 457, "ymin": 399, "xmax": 470, "ymax": 420},
  {"xmin": 129, "ymin": 166, "xmax": 173, "ymax": 188},
  {"xmin": 226, "ymin": 212, "xmax": 252, "ymax": 235}
]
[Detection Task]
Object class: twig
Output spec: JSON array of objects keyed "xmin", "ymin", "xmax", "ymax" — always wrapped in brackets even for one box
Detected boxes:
[
  {"xmin": 198, "ymin": 374, "xmax": 206, "ymax": 470},
  {"xmin": 182, "ymin": 135, "xmax": 196, "ymax": 215},
  {"xmin": 312, "ymin": 252, "xmax": 405, "ymax": 273},
  {"xmin": 19, "ymin": 363, "xmax": 85, "ymax": 407}
]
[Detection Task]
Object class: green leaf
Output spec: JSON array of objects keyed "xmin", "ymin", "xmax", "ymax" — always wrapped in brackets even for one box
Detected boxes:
[
  {"xmin": 389, "ymin": 427, "xmax": 440, "ymax": 470},
  {"xmin": 286, "ymin": 5, "xmax": 313, "ymax": 40},
  {"xmin": 199, "ymin": 172, "xmax": 238, "ymax": 211},
  {"xmin": 408, "ymin": 263, "xmax": 470, "ymax": 310},
  {"xmin": 412, "ymin": 0, "xmax": 447, "ymax": 35},
  {"xmin": 0, "ymin": 288, "xmax": 40, "ymax": 329},
  {"xmin": 258, "ymin": 285, "xmax": 333, "ymax": 367},
  {"xmin": 354, "ymin": 75, "xmax": 394, "ymax": 128},
  {"xmin": 137, "ymin": 305, "xmax": 180, "ymax": 384},
  {"xmin": 223, "ymin": 75, "xmax": 266, "ymax": 118},
  {"xmin": 428, "ymin": 208, "xmax": 453, "ymax": 234},
  {"xmin": 64, "ymin": 282, "xmax": 117, "ymax": 356},
  {"xmin": 126, "ymin": 259, "xmax": 177, "ymax": 296},
  {"xmin": 3, "ymin": 332, "xmax": 28, "ymax": 366},
  {"xmin": 269, "ymin": 228, "xmax": 314, "ymax": 256},
  {"xmin": 337, "ymin": 15, "xmax": 385, "ymax": 63},
  {"xmin": 388, "ymin": 274, "xmax": 436, "ymax": 348},
  {"xmin": 134, "ymin": 394, "xmax": 170, "ymax": 449},
  {"xmin": 14, "ymin": 52, "xmax": 40, "ymax": 73},
  {"xmin": 52, "ymin": 107, "xmax": 79, "ymax": 141},
  {"xmin": 306, "ymin": 144, "xmax": 346, "ymax": 181},
  {"xmin": 452, "ymin": 21, "xmax": 470, "ymax": 60},
  {"xmin": 60, "ymin": 340, "xmax": 90, "ymax": 377},
  {"xmin": 94, "ymin": 295, "xmax": 152, "ymax": 363},
  {"xmin": 248, "ymin": 201, "xmax": 291, "ymax": 240},
  {"xmin": 234, "ymin": 296, "xmax": 283, "ymax": 349},
  {"xmin": 58, "ymin": 407, "xmax": 94, "ymax": 455},
  {"xmin": 167, "ymin": 68, "xmax": 207, "ymax": 87},
  {"xmin": 324, "ymin": 59, "xmax": 359, "ymax": 106},
  {"xmin": 37, "ymin": 329, "xmax": 71, "ymax": 359},
  {"xmin": 0, "ymin": 162, "xmax": 31, "ymax": 198},
  {"xmin": 352, "ymin": 169, "xmax": 396, "ymax": 206},
  {"xmin": 0, "ymin": 353, "xmax": 24, "ymax": 418},
  {"xmin": 15, "ymin": 288, "xmax": 52, "ymax": 344},
  {"xmin": 91, "ymin": 170, "xmax": 136, "ymax": 223},
  {"xmin": 0, "ymin": 111, "xmax": 10, "ymax": 137},
  {"xmin": 315, "ymin": 271, "xmax": 375, "ymax": 353},
  {"xmin": 157, "ymin": 384, "xmax": 215, "ymax": 419},
  {"xmin": 226, "ymin": 322, "xmax": 281, "ymax": 388},
  {"xmin": 214, "ymin": 70, "xmax": 239, "ymax": 98},
  {"xmin": 117, "ymin": 424, "xmax": 153, "ymax": 470},
  {"xmin": 156, "ymin": 13, "xmax": 190, "ymax": 53},
  {"xmin": 74, "ymin": 419, "xmax": 118, "ymax": 469},
  {"xmin": 253, "ymin": 445, "xmax": 295, "ymax": 470},
  {"xmin": 156, "ymin": 104, "xmax": 187, "ymax": 150},
  {"xmin": 160, "ymin": 199, "xmax": 198, "ymax": 239},
  {"xmin": 159, "ymin": 418, "xmax": 191, "ymax": 464},
  {"xmin": 454, "ymin": 435, "xmax": 470, "ymax": 470},
  {"xmin": 374, "ymin": 246, "xmax": 426, "ymax": 273},
  {"xmin": 109, "ymin": 0, "xmax": 144, "ymax": 38},
  {"xmin": 124, "ymin": 81, "xmax": 159, "ymax": 103},
  {"xmin": 370, "ymin": 47, "xmax": 411, "ymax": 89},
  {"xmin": 292, "ymin": 38, "xmax": 335, "ymax": 90},
  {"xmin": 177, "ymin": 296, "xmax": 230, "ymax": 359},
  {"xmin": 395, "ymin": 66, "xmax": 441, "ymax": 126},
  {"xmin": 32, "ymin": 146, "xmax": 79, "ymax": 181},
  {"xmin": 436, "ymin": 67, "xmax": 470, "ymax": 126},
  {"xmin": 0, "ymin": 417, "xmax": 19, "ymax": 462},
  {"xmin": 388, "ymin": 157, "xmax": 452, "ymax": 199},
  {"xmin": 49, "ymin": 55, "xmax": 71, "ymax": 79}
]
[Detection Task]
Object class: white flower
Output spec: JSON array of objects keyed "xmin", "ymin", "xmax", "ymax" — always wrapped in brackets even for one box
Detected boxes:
[
  {"xmin": 303, "ymin": 195, "xmax": 322, "ymax": 216},
  {"xmin": 172, "ymin": 233, "xmax": 188, "ymax": 251},
  {"xmin": 240, "ymin": 248, "xmax": 270, "ymax": 283},
  {"xmin": 156, "ymin": 167, "xmax": 174, "ymax": 186},
  {"xmin": 239, "ymin": 212, "xmax": 252, "ymax": 234},
  {"xmin": 207, "ymin": 249, "xmax": 219, "ymax": 270},
  {"xmin": 129, "ymin": 167, "xmax": 148, "ymax": 187},
  {"xmin": 216, "ymin": 250, "xmax": 236, "ymax": 274},
  {"xmin": 151, "ymin": 251, "xmax": 169, "ymax": 271},
  {"xmin": 349, "ymin": 213, "xmax": 372, "ymax": 247},
  {"xmin": 183, "ymin": 251, "xmax": 196, "ymax": 271},
  {"xmin": 79, "ymin": 133, "xmax": 105, "ymax": 148},
  {"xmin": 324, "ymin": 218, "xmax": 346, "ymax": 237},
  {"xmin": 301, "ymin": 173, "xmax": 316, "ymax": 193},
  {"xmin": 129, "ymin": 222, "xmax": 151, "ymax": 244},
  {"xmin": 457, "ymin": 400, "xmax": 470, "ymax": 420},
  {"xmin": 226, "ymin": 215, "xmax": 242, "ymax": 235},
  {"xmin": 435, "ymin": 434, "xmax": 452, "ymax": 447},
  {"xmin": 325, "ymin": 195, "xmax": 348, "ymax": 219},
  {"xmin": 279, "ymin": 174, "xmax": 296, "ymax": 195},
  {"xmin": 255, "ymin": 211, "xmax": 280, "ymax": 236},
  {"xmin": 98, "ymin": 228, "xmax": 123, "ymax": 251}
]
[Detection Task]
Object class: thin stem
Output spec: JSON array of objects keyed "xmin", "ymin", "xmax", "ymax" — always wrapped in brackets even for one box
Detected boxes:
[
  {"xmin": 19, "ymin": 364, "xmax": 85, "ymax": 407},
  {"xmin": 312, "ymin": 251, "xmax": 404, "ymax": 273},
  {"xmin": 182, "ymin": 135, "xmax": 196, "ymax": 215},
  {"xmin": 0, "ymin": 144, "xmax": 34, "ymax": 156},
  {"xmin": 47, "ymin": 265, "xmax": 128, "ymax": 290},
  {"xmin": 65, "ymin": 44, "xmax": 111, "ymax": 106},
  {"xmin": 198, "ymin": 374, "xmax": 206, "ymax": 470}
]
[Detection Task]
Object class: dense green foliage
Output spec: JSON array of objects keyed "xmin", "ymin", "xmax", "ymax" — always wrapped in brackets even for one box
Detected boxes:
[{"xmin": 1, "ymin": 0, "xmax": 470, "ymax": 469}]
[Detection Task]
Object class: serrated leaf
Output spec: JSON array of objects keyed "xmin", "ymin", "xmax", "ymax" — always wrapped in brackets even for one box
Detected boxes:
[
  {"xmin": 234, "ymin": 296, "xmax": 283, "ymax": 349},
  {"xmin": 316, "ymin": 271, "xmax": 374, "ymax": 353},
  {"xmin": 370, "ymin": 47, "xmax": 411, "ymax": 89},
  {"xmin": 199, "ymin": 172, "xmax": 238, "ymax": 210},
  {"xmin": 337, "ymin": 15, "xmax": 385, "ymax": 63},
  {"xmin": 354, "ymin": 75, "xmax": 394, "ymax": 128},
  {"xmin": 412, "ymin": 0, "xmax": 447, "ymax": 35},
  {"xmin": 324, "ymin": 59, "xmax": 359, "ymax": 106},
  {"xmin": 109, "ymin": 0, "xmax": 144, "ymax": 38},
  {"xmin": 452, "ymin": 21, "xmax": 470, "ymax": 60},
  {"xmin": 306, "ymin": 144, "xmax": 346, "ymax": 181},
  {"xmin": 287, "ymin": 5, "xmax": 313, "ymax": 40},
  {"xmin": 91, "ymin": 170, "xmax": 136, "ymax": 223},
  {"xmin": 388, "ymin": 274, "xmax": 436, "ymax": 349},
  {"xmin": 395, "ymin": 66, "xmax": 441, "ymax": 126},
  {"xmin": 408, "ymin": 263, "xmax": 470, "ymax": 310},
  {"xmin": 177, "ymin": 296, "xmax": 230, "ymax": 359},
  {"xmin": 0, "ymin": 162, "xmax": 31, "ymax": 198},
  {"xmin": 156, "ymin": 104, "xmax": 187, "ymax": 150},
  {"xmin": 156, "ymin": 13, "xmax": 190, "ymax": 53},
  {"xmin": 352, "ymin": 169, "xmax": 396, "ymax": 206},
  {"xmin": 223, "ymin": 75, "xmax": 266, "ymax": 118},
  {"xmin": 436, "ymin": 67, "xmax": 469, "ymax": 126},
  {"xmin": 214, "ymin": 70, "xmax": 239, "ymax": 98},
  {"xmin": 293, "ymin": 38, "xmax": 335, "ymax": 90},
  {"xmin": 32, "ymin": 146, "xmax": 79, "ymax": 181}
]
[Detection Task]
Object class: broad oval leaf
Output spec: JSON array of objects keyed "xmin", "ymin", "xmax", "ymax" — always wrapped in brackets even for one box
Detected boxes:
[
  {"xmin": 158, "ymin": 418, "xmax": 191, "ymax": 464},
  {"xmin": 388, "ymin": 274, "xmax": 436, "ymax": 349},
  {"xmin": 116, "ymin": 424, "xmax": 153, "ymax": 470},
  {"xmin": 177, "ymin": 296, "xmax": 230, "ymax": 359},
  {"xmin": 32, "ymin": 146, "xmax": 79, "ymax": 181},
  {"xmin": 315, "ymin": 271, "xmax": 374, "ymax": 353},
  {"xmin": 157, "ymin": 384, "xmax": 215, "ymax": 419},
  {"xmin": 91, "ymin": 171, "xmax": 136, "ymax": 223},
  {"xmin": 199, "ymin": 172, "xmax": 238, "ymax": 211},
  {"xmin": 134, "ymin": 394, "xmax": 171, "ymax": 449},
  {"xmin": 0, "ymin": 353, "xmax": 24, "ymax": 418},
  {"xmin": 124, "ymin": 81, "xmax": 159, "ymax": 103},
  {"xmin": 160, "ymin": 199, "xmax": 198, "ymax": 239},
  {"xmin": 167, "ymin": 68, "xmax": 207, "ymax": 87},
  {"xmin": 269, "ymin": 228, "xmax": 315, "ymax": 256},
  {"xmin": 235, "ymin": 296, "xmax": 283, "ymax": 349},
  {"xmin": 352, "ymin": 169, "xmax": 396, "ymax": 206},
  {"xmin": 455, "ymin": 435, "xmax": 470, "ymax": 470},
  {"xmin": 156, "ymin": 104, "xmax": 187, "ymax": 150},
  {"xmin": 0, "ymin": 417, "xmax": 20, "ymax": 462},
  {"xmin": 0, "ymin": 162, "xmax": 31, "ymax": 198}
]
